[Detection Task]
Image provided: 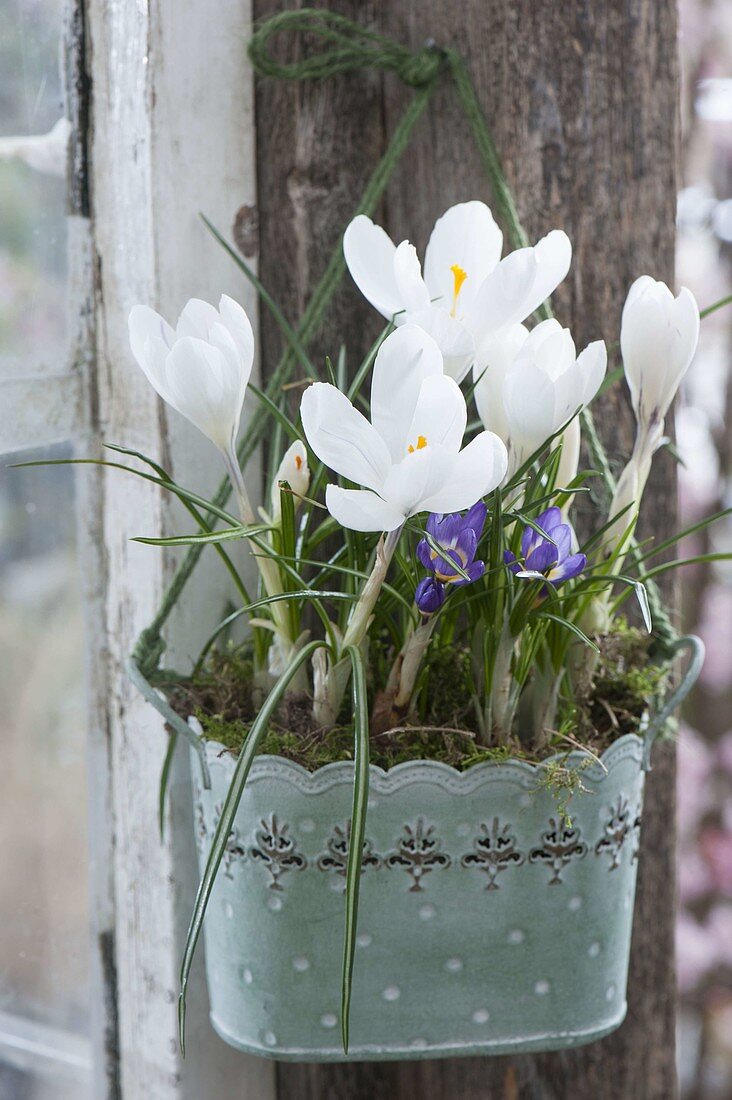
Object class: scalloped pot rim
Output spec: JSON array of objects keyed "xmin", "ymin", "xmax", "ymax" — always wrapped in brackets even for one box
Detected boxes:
[{"xmin": 199, "ymin": 730, "xmax": 646, "ymax": 791}]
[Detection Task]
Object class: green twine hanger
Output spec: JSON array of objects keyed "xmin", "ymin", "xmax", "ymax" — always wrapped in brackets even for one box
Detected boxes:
[{"xmin": 131, "ymin": 6, "xmax": 680, "ymax": 749}]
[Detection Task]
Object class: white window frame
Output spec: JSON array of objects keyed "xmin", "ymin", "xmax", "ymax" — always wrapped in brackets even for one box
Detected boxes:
[{"xmin": 1, "ymin": 2, "xmax": 276, "ymax": 1095}]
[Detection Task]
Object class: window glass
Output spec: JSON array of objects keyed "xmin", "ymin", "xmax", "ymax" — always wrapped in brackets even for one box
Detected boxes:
[{"xmin": 0, "ymin": 0, "xmax": 91, "ymax": 1096}]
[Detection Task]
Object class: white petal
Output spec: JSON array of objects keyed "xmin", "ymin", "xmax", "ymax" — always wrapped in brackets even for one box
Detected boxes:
[
  {"xmin": 575, "ymin": 340, "xmax": 607, "ymax": 405},
  {"xmin": 300, "ymin": 383, "xmax": 391, "ymax": 492},
  {"xmin": 465, "ymin": 248, "xmax": 539, "ymax": 339},
  {"xmin": 556, "ymin": 416, "xmax": 581, "ymax": 489},
  {"xmin": 218, "ymin": 295, "xmax": 255, "ymax": 369},
  {"xmin": 519, "ymin": 230, "xmax": 572, "ymax": 319},
  {"xmin": 405, "ymin": 306, "xmax": 475, "ymax": 382},
  {"xmin": 473, "ymin": 324, "xmax": 529, "ymax": 444},
  {"xmin": 343, "ymin": 215, "xmax": 402, "ymax": 320},
  {"xmin": 407, "ymin": 375, "xmax": 467, "ymax": 455},
  {"xmin": 520, "ymin": 318, "xmax": 576, "ymax": 378},
  {"xmin": 325, "ymin": 485, "xmax": 405, "ymax": 532},
  {"xmin": 419, "ymin": 432, "xmax": 508, "ymax": 512},
  {"xmin": 382, "ymin": 447, "xmax": 441, "ymax": 517},
  {"xmin": 163, "ymin": 337, "xmax": 241, "ymax": 451},
  {"xmin": 128, "ymin": 305, "xmax": 176, "ymax": 401},
  {"xmin": 175, "ymin": 297, "xmax": 221, "ymax": 340},
  {"xmin": 670, "ymin": 286, "xmax": 700, "ymax": 377},
  {"xmin": 370, "ymin": 326, "xmax": 443, "ymax": 462},
  {"xmin": 503, "ymin": 362, "xmax": 558, "ymax": 453},
  {"xmin": 393, "ymin": 241, "xmax": 431, "ymax": 314},
  {"xmin": 423, "ymin": 201, "xmax": 503, "ymax": 313}
]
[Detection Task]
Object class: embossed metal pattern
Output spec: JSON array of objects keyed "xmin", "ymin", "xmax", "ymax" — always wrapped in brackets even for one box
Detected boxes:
[{"xmin": 191, "ymin": 734, "xmax": 646, "ymax": 1062}]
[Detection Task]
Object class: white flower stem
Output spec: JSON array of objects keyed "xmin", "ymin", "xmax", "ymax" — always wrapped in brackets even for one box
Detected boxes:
[
  {"xmin": 390, "ymin": 614, "xmax": 438, "ymax": 714},
  {"xmin": 222, "ymin": 446, "xmax": 296, "ymax": 663},
  {"xmin": 313, "ymin": 525, "xmax": 403, "ymax": 727},
  {"xmin": 490, "ymin": 619, "xmax": 516, "ymax": 740},
  {"xmin": 342, "ymin": 525, "xmax": 403, "ymax": 651}
]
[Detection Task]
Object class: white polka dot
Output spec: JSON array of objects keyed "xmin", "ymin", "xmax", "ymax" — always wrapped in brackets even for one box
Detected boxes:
[
  {"xmin": 367, "ymin": 798, "xmax": 379, "ymax": 810},
  {"xmin": 606, "ymin": 984, "xmax": 616, "ymax": 1002},
  {"xmin": 472, "ymin": 1008, "xmax": 490, "ymax": 1024},
  {"xmin": 292, "ymin": 957, "xmax": 310, "ymax": 972},
  {"xmin": 519, "ymin": 794, "xmax": 532, "ymax": 808},
  {"xmin": 267, "ymin": 895, "xmax": 283, "ymax": 912},
  {"xmin": 241, "ymin": 967, "xmax": 253, "ymax": 985},
  {"xmin": 568, "ymin": 896, "xmax": 582, "ymax": 912},
  {"xmin": 410, "ymin": 1037, "xmax": 428, "ymax": 1050},
  {"xmin": 507, "ymin": 929, "xmax": 525, "ymax": 945},
  {"xmin": 419, "ymin": 904, "xmax": 436, "ymax": 921},
  {"xmin": 382, "ymin": 985, "xmax": 400, "ymax": 1002},
  {"xmin": 356, "ymin": 932, "xmax": 372, "ymax": 948},
  {"xmin": 320, "ymin": 1013, "xmax": 337, "ymax": 1029},
  {"xmin": 534, "ymin": 981, "xmax": 550, "ymax": 996},
  {"xmin": 456, "ymin": 823, "xmax": 471, "ymax": 837},
  {"xmin": 445, "ymin": 957, "xmax": 463, "ymax": 973},
  {"xmin": 264, "ymin": 1031, "xmax": 277, "ymax": 1047},
  {"xmin": 329, "ymin": 879, "xmax": 343, "ymax": 893},
  {"xmin": 223, "ymin": 901, "xmax": 234, "ymax": 920},
  {"xmin": 588, "ymin": 942, "xmax": 601, "ymax": 958},
  {"xmin": 299, "ymin": 818, "xmax": 315, "ymax": 833}
]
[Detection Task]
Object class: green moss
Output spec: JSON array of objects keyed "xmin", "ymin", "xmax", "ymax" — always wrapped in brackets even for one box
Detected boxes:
[
  {"xmin": 533, "ymin": 756, "xmax": 593, "ymax": 828},
  {"xmin": 168, "ymin": 620, "xmax": 669, "ymax": 778},
  {"xmin": 568, "ymin": 620, "xmax": 668, "ymax": 748},
  {"xmin": 420, "ymin": 643, "xmax": 474, "ymax": 728}
]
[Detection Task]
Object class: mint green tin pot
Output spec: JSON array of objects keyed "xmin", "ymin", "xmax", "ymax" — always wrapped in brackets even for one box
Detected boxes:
[{"xmin": 188, "ymin": 638, "xmax": 702, "ymax": 1063}]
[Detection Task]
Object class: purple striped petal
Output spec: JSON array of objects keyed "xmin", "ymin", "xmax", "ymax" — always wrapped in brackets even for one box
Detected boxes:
[
  {"xmin": 548, "ymin": 552, "xmax": 586, "ymax": 585},
  {"xmin": 454, "ymin": 527, "xmax": 478, "ymax": 563},
  {"xmin": 525, "ymin": 541, "xmax": 559, "ymax": 574},
  {"xmin": 552, "ymin": 523, "xmax": 573, "ymax": 560},
  {"xmin": 454, "ymin": 559, "xmax": 486, "ymax": 587},
  {"xmin": 536, "ymin": 506, "xmax": 563, "ymax": 534},
  {"xmin": 425, "ymin": 513, "xmax": 442, "ymax": 538},
  {"xmin": 504, "ymin": 549, "xmax": 520, "ymax": 575},
  {"xmin": 416, "ymin": 538, "xmax": 434, "ymax": 571},
  {"xmin": 464, "ymin": 501, "xmax": 488, "ymax": 540}
]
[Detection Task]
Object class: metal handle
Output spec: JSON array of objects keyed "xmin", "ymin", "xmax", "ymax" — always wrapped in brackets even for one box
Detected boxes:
[
  {"xmin": 642, "ymin": 634, "xmax": 705, "ymax": 771},
  {"xmin": 127, "ymin": 657, "xmax": 211, "ymax": 788}
]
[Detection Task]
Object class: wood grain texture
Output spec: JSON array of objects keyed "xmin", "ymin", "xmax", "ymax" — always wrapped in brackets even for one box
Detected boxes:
[{"xmin": 252, "ymin": 2, "xmax": 680, "ymax": 1098}]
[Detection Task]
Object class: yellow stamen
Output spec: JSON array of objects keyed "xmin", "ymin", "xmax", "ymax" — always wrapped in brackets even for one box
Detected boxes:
[
  {"xmin": 450, "ymin": 263, "xmax": 468, "ymax": 316},
  {"xmin": 408, "ymin": 434, "xmax": 428, "ymax": 454},
  {"xmin": 295, "ymin": 454, "xmax": 303, "ymax": 471}
]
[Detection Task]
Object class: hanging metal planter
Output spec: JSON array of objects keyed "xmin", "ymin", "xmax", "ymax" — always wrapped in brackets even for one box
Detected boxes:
[{"xmin": 186, "ymin": 636, "xmax": 702, "ymax": 1063}]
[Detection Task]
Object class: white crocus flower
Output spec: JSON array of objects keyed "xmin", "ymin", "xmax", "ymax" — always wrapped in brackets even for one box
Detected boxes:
[
  {"xmin": 620, "ymin": 276, "xmax": 700, "ymax": 448},
  {"xmin": 475, "ymin": 318, "xmax": 607, "ymax": 476},
  {"xmin": 129, "ymin": 295, "xmax": 254, "ymax": 458},
  {"xmin": 344, "ymin": 201, "xmax": 571, "ymax": 382},
  {"xmin": 270, "ymin": 440, "xmax": 310, "ymax": 523},
  {"xmin": 300, "ymin": 325, "xmax": 507, "ymax": 533},
  {"xmin": 603, "ymin": 277, "xmax": 700, "ymax": 555}
]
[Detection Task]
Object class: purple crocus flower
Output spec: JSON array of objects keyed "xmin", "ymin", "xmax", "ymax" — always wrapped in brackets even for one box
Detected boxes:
[
  {"xmin": 414, "ymin": 502, "xmax": 487, "ymax": 613},
  {"xmin": 504, "ymin": 506, "xmax": 585, "ymax": 586}
]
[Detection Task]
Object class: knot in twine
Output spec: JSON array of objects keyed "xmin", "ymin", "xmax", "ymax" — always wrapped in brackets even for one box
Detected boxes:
[{"xmin": 248, "ymin": 9, "xmax": 445, "ymax": 88}]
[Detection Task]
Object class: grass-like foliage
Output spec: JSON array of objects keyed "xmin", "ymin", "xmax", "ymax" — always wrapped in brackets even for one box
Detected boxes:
[{"xmin": 15, "ymin": 205, "xmax": 725, "ymax": 1055}]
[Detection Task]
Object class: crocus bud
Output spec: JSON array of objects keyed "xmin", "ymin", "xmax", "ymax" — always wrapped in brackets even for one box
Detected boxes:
[
  {"xmin": 270, "ymin": 441, "xmax": 310, "ymax": 523},
  {"xmin": 620, "ymin": 276, "xmax": 699, "ymax": 440},
  {"xmin": 128, "ymin": 296, "xmax": 254, "ymax": 456},
  {"xmin": 602, "ymin": 277, "xmax": 699, "ymax": 562},
  {"xmin": 414, "ymin": 576, "xmax": 445, "ymax": 614}
]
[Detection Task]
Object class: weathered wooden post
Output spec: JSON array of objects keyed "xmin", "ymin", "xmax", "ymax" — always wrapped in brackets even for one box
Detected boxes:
[{"xmin": 253, "ymin": 3, "xmax": 680, "ymax": 1098}]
